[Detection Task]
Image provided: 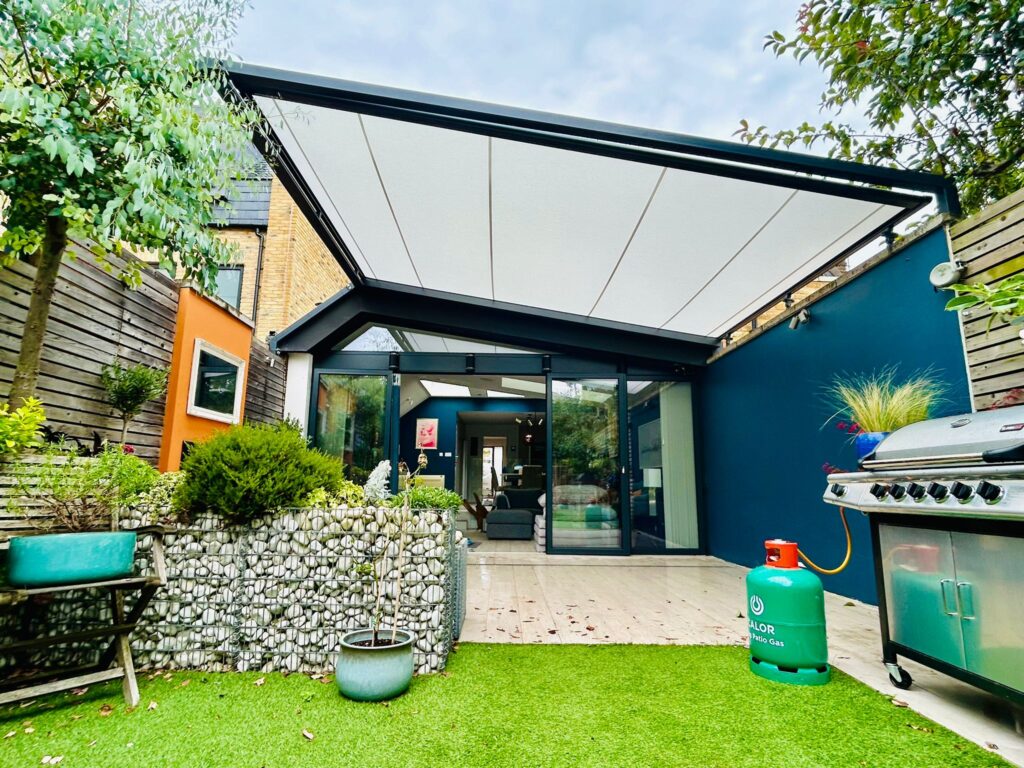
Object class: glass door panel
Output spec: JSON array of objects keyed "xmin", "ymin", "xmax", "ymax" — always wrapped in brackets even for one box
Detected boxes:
[
  {"xmin": 549, "ymin": 378, "xmax": 623, "ymax": 552},
  {"xmin": 314, "ymin": 373, "xmax": 388, "ymax": 484},
  {"xmin": 627, "ymin": 381, "xmax": 699, "ymax": 552}
]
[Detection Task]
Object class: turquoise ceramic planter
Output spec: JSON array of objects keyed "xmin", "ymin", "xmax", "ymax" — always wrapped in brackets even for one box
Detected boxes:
[
  {"xmin": 336, "ymin": 628, "xmax": 415, "ymax": 702},
  {"xmin": 6, "ymin": 531, "xmax": 137, "ymax": 588}
]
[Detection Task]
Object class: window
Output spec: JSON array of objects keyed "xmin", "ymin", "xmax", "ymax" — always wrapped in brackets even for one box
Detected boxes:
[
  {"xmin": 187, "ymin": 340, "xmax": 245, "ymax": 424},
  {"xmin": 214, "ymin": 266, "xmax": 243, "ymax": 310}
]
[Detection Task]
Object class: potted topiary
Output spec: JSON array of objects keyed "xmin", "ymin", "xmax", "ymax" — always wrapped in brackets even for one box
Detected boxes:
[
  {"xmin": 825, "ymin": 367, "xmax": 946, "ymax": 460},
  {"xmin": 6, "ymin": 444, "xmax": 158, "ymax": 587},
  {"xmin": 101, "ymin": 361, "xmax": 168, "ymax": 445},
  {"xmin": 335, "ymin": 459, "xmax": 420, "ymax": 702}
]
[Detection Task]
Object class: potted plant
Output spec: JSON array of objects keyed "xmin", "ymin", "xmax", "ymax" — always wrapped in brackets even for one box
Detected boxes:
[
  {"xmin": 5, "ymin": 444, "xmax": 158, "ymax": 587},
  {"xmin": 335, "ymin": 458, "xmax": 420, "ymax": 702},
  {"xmin": 825, "ymin": 367, "xmax": 946, "ymax": 460}
]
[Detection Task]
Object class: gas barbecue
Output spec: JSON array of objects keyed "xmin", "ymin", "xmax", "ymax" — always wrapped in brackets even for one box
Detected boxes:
[{"xmin": 824, "ymin": 405, "xmax": 1024, "ymax": 703}]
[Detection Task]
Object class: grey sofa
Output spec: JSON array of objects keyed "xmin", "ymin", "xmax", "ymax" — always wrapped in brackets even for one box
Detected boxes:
[{"xmin": 486, "ymin": 489, "xmax": 543, "ymax": 540}]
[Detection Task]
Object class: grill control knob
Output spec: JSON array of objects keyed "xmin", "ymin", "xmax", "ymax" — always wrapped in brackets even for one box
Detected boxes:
[
  {"xmin": 829, "ymin": 483, "xmax": 847, "ymax": 497},
  {"xmin": 906, "ymin": 483, "xmax": 926, "ymax": 500},
  {"xmin": 889, "ymin": 483, "xmax": 907, "ymax": 500},
  {"xmin": 976, "ymin": 480, "xmax": 1003, "ymax": 502},
  {"xmin": 927, "ymin": 482, "xmax": 949, "ymax": 501},
  {"xmin": 869, "ymin": 483, "xmax": 889, "ymax": 500},
  {"xmin": 950, "ymin": 481, "xmax": 974, "ymax": 501}
]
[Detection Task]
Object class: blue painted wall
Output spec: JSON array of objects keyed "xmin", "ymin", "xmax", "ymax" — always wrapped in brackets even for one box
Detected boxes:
[
  {"xmin": 701, "ymin": 228, "xmax": 971, "ymax": 603},
  {"xmin": 399, "ymin": 397, "xmax": 545, "ymax": 489}
]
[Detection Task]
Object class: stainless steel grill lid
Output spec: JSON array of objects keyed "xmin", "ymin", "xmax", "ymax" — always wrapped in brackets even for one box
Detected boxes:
[{"xmin": 863, "ymin": 404, "xmax": 1024, "ymax": 469}]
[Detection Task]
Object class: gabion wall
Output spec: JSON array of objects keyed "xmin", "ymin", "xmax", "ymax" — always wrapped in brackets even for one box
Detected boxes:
[{"xmin": 1, "ymin": 506, "xmax": 461, "ymax": 678}]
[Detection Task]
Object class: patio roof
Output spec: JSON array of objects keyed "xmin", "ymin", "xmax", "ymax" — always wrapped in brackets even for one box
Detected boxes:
[{"xmin": 225, "ymin": 63, "xmax": 957, "ymax": 344}]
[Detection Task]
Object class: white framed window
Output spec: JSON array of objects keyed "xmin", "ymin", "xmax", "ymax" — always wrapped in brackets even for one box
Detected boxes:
[{"xmin": 186, "ymin": 339, "xmax": 246, "ymax": 424}]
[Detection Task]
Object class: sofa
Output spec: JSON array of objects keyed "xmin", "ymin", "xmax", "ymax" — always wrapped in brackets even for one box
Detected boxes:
[{"xmin": 486, "ymin": 488, "xmax": 542, "ymax": 540}]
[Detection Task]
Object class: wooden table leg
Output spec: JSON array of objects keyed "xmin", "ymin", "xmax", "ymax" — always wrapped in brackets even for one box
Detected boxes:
[{"xmin": 110, "ymin": 590, "xmax": 140, "ymax": 707}]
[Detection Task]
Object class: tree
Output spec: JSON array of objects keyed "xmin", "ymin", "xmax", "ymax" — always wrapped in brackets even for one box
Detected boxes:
[
  {"xmin": 101, "ymin": 361, "xmax": 168, "ymax": 444},
  {"xmin": 737, "ymin": 1, "xmax": 1024, "ymax": 214},
  {"xmin": 0, "ymin": 0, "xmax": 261, "ymax": 406}
]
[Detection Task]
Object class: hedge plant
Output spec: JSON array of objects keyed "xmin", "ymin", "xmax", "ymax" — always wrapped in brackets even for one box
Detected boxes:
[
  {"xmin": 174, "ymin": 422, "xmax": 343, "ymax": 524},
  {"xmin": 389, "ymin": 485, "xmax": 463, "ymax": 511}
]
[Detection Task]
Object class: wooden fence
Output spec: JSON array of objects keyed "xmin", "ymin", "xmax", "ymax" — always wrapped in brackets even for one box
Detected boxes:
[
  {"xmin": 0, "ymin": 243, "xmax": 178, "ymax": 462},
  {"xmin": 951, "ymin": 189, "xmax": 1024, "ymax": 410},
  {"xmin": 244, "ymin": 338, "xmax": 286, "ymax": 425}
]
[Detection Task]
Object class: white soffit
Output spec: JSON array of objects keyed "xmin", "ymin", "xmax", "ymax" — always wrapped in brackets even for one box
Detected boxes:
[{"xmin": 255, "ymin": 96, "xmax": 915, "ymax": 338}]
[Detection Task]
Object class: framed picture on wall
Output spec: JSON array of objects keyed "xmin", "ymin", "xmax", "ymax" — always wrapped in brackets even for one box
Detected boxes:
[{"xmin": 415, "ymin": 418, "xmax": 439, "ymax": 449}]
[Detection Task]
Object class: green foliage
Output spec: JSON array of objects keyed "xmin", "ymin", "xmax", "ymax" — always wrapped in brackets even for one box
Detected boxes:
[
  {"xmin": 101, "ymin": 361, "xmax": 168, "ymax": 440},
  {"xmin": 388, "ymin": 485, "xmax": 462, "ymax": 511},
  {"xmin": 304, "ymin": 479, "xmax": 366, "ymax": 508},
  {"xmin": 174, "ymin": 422, "xmax": 344, "ymax": 524},
  {"xmin": 0, "ymin": 397, "xmax": 44, "ymax": 459},
  {"xmin": 945, "ymin": 273, "xmax": 1024, "ymax": 328},
  {"xmin": 0, "ymin": 0, "xmax": 262, "ymax": 286},
  {"xmin": 737, "ymin": 1, "xmax": 1024, "ymax": 213},
  {"xmin": 131, "ymin": 470, "xmax": 185, "ymax": 522},
  {"xmin": 825, "ymin": 367, "xmax": 947, "ymax": 433},
  {"xmin": 15, "ymin": 444, "xmax": 159, "ymax": 531}
]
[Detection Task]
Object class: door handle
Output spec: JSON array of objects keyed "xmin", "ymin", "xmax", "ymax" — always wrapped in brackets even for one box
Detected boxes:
[
  {"xmin": 957, "ymin": 581, "xmax": 976, "ymax": 620},
  {"xmin": 939, "ymin": 578, "xmax": 959, "ymax": 616}
]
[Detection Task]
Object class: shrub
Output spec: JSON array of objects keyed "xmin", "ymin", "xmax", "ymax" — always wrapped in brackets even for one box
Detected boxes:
[
  {"xmin": 174, "ymin": 422, "xmax": 343, "ymax": 523},
  {"xmin": 825, "ymin": 367, "xmax": 947, "ymax": 433},
  {"xmin": 305, "ymin": 478, "xmax": 365, "ymax": 508},
  {"xmin": 389, "ymin": 485, "xmax": 462, "ymax": 511},
  {"xmin": 15, "ymin": 444, "xmax": 159, "ymax": 531},
  {"xmin": 101, "ymin": 361, "xmax": 168, "ymax": 443},
  {"xmin": 131, "ymin": 471, "xmax": 185, "ymax": 524},
  {"xmin": 0, "ymin": 397, "xmax": 45, "ymax": 460}
]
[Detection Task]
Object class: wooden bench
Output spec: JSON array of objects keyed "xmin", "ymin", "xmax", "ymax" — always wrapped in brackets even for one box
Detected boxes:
[{"xmin": 0, "ymin": 518, "xmax": 166, "ymax": 707}]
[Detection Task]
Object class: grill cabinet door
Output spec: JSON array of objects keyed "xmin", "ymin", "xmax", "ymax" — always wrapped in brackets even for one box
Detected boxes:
[
  {"xmin": 878, "ymin": 525, "xmax": 965, "ymax": 669},
  {"xmin": 950, "ymin": 533, "xmax": 1024, "ymax": 694}
]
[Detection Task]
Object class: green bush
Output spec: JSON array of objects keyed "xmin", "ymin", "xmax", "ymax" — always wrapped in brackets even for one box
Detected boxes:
[
  {"xmin": 15, "ymin": 444, "xmax": 159, "ymax": 531},
  {"xmin": 131, "ymin": 471, "xmax": 185, "ymax": 523},
  {"xmin": 305, "ymin": 478, "xmax": 365, "ymax": 508},
  {"xmin": 174, "ymin": 422, "xmax": 343, "ymax": 523},
  {"xmin": 389, "ymin": 485, "xmax": 463, "ymax": 511},
  {"xmin": 0, "ymin": 397, "xmax": 45, "ymax": 459}
]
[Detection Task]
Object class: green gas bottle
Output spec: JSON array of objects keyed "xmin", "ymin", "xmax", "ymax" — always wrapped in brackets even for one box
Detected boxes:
[{"xmin": 746, "ymin": 539, "xmax": 830, "ymax": 686}]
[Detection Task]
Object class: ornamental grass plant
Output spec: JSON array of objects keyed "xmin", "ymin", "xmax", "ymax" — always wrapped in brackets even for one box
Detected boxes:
[{"xmin": 825, "ymin": 367, "xmax": 947, "ymax": 434}]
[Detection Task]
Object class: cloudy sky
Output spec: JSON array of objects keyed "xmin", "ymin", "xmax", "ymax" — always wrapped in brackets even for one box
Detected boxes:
[{"xmin": 233, "ymin": 0, "xmax": 830, "ymax": 142}]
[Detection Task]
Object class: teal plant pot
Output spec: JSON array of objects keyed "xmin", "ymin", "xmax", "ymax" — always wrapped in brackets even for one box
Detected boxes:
[
  {"xmin": 855, "ymin": 431, "xmax": 891, "ymax": 462},
  {"xmin": 336, "ymin": 628, "xmax": 415, "ymax": 702},
  {"xmin": 6, "ymin": 531, "xmax": 137, "ymax": 588}
]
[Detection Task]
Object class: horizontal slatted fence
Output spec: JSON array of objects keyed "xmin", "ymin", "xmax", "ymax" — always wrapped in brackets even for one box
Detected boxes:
[
  {"xmin": 0, "ymin": 243, "xmax": 178, "ymax": 461},
  {"xmin": 244, "ymin": 338, "xmax": 286, "ymax": 425},
  {"xmin": 952, "ymin": 189, "xmax": 1024, "ymax": 410}
]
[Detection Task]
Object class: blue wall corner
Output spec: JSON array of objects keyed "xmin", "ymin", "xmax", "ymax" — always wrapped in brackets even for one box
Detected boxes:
[
  {"xmin": 700, "ymin": 227, "xmax": 971, "ymax": 603},
  {"xmin": 398, "ymin": 397, "xmax": 545, "ymax": 489}
]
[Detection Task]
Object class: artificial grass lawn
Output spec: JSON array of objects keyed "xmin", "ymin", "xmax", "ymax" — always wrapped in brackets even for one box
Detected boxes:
[{"xmin": 1, "ymin": 645, "xmax": 1009, "ymax": 768}]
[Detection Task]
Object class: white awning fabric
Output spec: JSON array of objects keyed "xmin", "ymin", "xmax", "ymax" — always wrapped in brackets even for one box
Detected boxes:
[{"xmin": 239, "ymin": 70, "xmax": 938, "ymax": 341}]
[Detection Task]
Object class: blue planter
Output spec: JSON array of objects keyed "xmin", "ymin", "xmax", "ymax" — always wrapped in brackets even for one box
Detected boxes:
[
  {"xmin": 855, "ymin": 431, "xmax": 891, "ymax": 461},
  {"xmin": 336, "ymin": 628, "xmax": 415, "ymax": 702},
  {"xmin": 6, "ymin": 531, "xmax": 137, "ymax": 588}
]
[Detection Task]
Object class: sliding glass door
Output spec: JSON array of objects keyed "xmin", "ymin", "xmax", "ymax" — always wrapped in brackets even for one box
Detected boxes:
[
  {"xmin": 313, "ymin": 373, "xmax": 390, "ymax": 484},
  {"xmin": 626, "ymin": 381, "xmax": 699, "ymax": 553},
  {"xmin": 548, "ymin": 378, "xmax": 625, "ymax": 553}
]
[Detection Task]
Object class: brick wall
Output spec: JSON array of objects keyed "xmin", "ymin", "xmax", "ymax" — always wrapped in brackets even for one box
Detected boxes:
[{"xmin": 256, "ymin": 176, "xmax": 349, "ymax": 342}]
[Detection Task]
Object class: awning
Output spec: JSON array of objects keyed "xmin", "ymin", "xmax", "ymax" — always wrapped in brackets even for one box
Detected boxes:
[{"xmin": 226, "ymin": 63, "xmax": 956, "ymax": 342}]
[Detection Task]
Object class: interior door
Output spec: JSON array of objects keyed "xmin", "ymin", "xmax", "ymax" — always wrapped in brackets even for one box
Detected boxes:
[
  {"xmin": 951, "ymin": 533, "xmax": 1024, "ymax": 693},
  {"xmin": 878, "ymin": 524, "xmax": 966, "ymax": 669},
  {"xmin": 547, "ymin": 377, "xmax": 626, "ymax": 554}
]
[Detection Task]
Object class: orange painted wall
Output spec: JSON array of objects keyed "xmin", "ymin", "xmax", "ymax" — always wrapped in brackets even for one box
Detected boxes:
[{"xmin": 159, "ymin": 287, "xmax": 254, "ymax": 472}]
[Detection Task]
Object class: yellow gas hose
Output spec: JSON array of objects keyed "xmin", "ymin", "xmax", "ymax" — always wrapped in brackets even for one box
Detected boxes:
[{"xmin": 797, "ymin": 507, "xmax": 853, "ymax": 575}]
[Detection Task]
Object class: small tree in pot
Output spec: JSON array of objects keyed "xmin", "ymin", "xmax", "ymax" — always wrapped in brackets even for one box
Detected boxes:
[{"xmin": 334, "ymin": 457, "xmax": 428, "ymax": 702}]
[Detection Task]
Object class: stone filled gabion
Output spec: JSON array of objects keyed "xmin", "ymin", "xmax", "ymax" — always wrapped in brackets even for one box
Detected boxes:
[{"xmin": 4, "ymin": 506, "xmax": 460, "ymax": 677}]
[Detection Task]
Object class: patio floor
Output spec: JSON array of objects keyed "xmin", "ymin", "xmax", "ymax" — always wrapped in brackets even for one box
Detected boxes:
[{"xmin": 463, "ymin": 551, "xmax": 1024, "ymax": 765}]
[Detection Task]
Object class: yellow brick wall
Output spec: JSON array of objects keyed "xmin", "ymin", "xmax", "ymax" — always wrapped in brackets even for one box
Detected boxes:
[
  {"xmin": 136, "ymin": 175, "xmax": 351, "ymax": 343},
  {"xmin": 256, "ymin": 176, "xmax": 350, "ymax": 342}
]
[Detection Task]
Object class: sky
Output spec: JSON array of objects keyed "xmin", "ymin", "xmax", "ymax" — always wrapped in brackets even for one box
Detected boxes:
[{"xmin": 232, "ymin": 0, "xmax": 830, "ymax": 143}]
